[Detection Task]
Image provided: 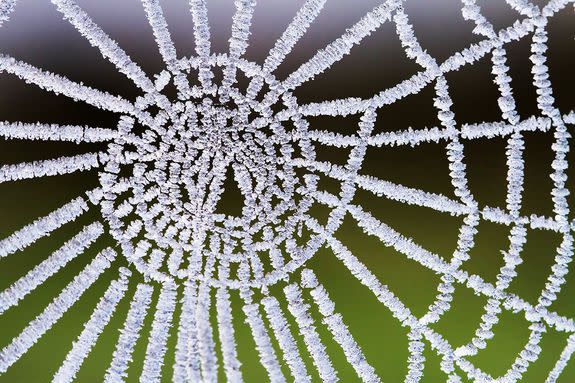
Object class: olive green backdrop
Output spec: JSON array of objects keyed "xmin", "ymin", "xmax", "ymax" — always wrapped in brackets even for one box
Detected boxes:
[{"xmin": 0, "ymin": 0, "xmax": 574, "ymax": 382}]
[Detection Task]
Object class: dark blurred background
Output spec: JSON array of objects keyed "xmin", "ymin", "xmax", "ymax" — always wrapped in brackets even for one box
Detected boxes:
[{"xmin": 0, "ymin": 0, "xmax": 574, "ymax": 381}]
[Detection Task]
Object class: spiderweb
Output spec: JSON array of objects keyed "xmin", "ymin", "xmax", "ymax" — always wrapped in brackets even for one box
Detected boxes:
[{"xmin": 0, "ymin": 0, "xmax": 574, "ymax": 382}]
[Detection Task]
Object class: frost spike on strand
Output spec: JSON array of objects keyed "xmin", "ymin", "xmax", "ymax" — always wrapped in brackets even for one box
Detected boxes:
[
  {"xmin": 0, "ymin": 122, "xmax": 119, "ymax": 143},
  {"xmin": 216, "ymin": 288, "xmax": 244, "ymax": 383},
  {"xmin": 139, "ymin": 281, "xmax": 178, "ymax": 383},
  {"xmin": 173, "ymin": 281, "xmax": 202, "ymax": 383},
  {"xmin": 0, "ymin": 0, "xmax": 16, "ymax": 27},
  {"xmin": 241, "ymin": 292, "xmax": 286, "ymax": 383},
  {"xmin": 0, "ymin": 196, "xmax": 88, "ymax": 258},
  {"xmin": 0, "ymin": 54, "xmax": 136, "ymax": 114},
  {"xmin": 0, "ymin": 153, "xmax": 102, "ymax": 183},
  {"xmin": 0, "ymin": 222, "xmax": 104, "ymax": 315},
  {"xmin": 51, "ymin": 0, "xmax": 155, "ymax": 92},
  {"xmin": 262, "ymin": 295, "xmax": 312, "ymax": 383},
  {"xmin": 104, "ymin": 283, "xmax": 154, "ymax": 383},
  {"xmin": 284, "ymin": 283, "xmax": 338, "ymax": 383},
  {"xmin": 0, "ymin": 248, "xmax": 116, "ymax": 374},
  {"xmin": 52, "ymin": 268, "xmax": 131, "ymax": 383},
  {"xmin": 300, "ymin": 269, "xmax": 381, "ymax": 383}
]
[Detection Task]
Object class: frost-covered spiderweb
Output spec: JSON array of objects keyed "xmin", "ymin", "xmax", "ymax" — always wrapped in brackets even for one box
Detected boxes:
[{"xmin": 0, "ymin": 0, "xmax": 574, "ymax": 382}]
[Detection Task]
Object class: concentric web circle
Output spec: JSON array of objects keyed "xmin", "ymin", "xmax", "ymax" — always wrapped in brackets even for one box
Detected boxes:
[
  {"xmin": 0, "ymin": 1, "xmax": 573, "ymax": 382},
  {"xmin": 98, "ymin": 55, "xmax": 323, "ymax": 286}
]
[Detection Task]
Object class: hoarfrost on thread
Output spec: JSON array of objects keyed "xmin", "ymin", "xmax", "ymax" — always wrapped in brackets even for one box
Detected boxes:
[{"xmin": 0, "ymin": 0, "xmax": 573, "ymax": 382}]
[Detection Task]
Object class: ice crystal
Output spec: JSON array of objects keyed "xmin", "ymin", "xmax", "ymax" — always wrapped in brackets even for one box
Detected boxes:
[{"xmin": 0, "ymin": 0, "xmax": 574, "ymax": 382}]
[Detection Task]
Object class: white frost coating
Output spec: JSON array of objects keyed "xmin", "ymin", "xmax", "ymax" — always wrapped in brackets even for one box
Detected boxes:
[
  {"xmin": 300, "ymin": 269, "xmax": 380, "ymax": 383},
  {"xmin": 0, "ymin": 153, "xmax": 101, "ymax": 182},
  {"xmin": 0, "ymin": 196, "xmax": 88, "ymax": 258},
  {"xmin": 173, "ymin": 281, "xmax": 202, "ymax": 383},
  {"xmin": 195, "ymin": 256, "xmax": 218, "ymax": 383},
  {"xmin": 0, "ymin": 0, "xmax": 573, "ymax": 381},
  {"xmin": 545, "ymin": 333, "xmax": 575, "ymax": 383},
  {"xmin": 220, "ymin": 0, "xmax": 256, "ymax": 97},
  {"xmin": 142, "ymin": 0, "xmax": 177, "ymax": 70},
  {"xmin": 241, "ymin": 291, "xmax": 286, "ymax": 383},
  {"xmin": 262, "ymin": 296, "xmax": 312, "ymax": 383},
  {"xmin": 52, "ymin": 268, "xmax": 131, "ymax": 383},
  {"xmin": 262, "ymin": 0, "xmax": 326, "ymax": 73},
  {"xmin": 0, "ymin": 248, "xmax": 116, "ymax": 374},
  {"xmin": 104, "ymin": 283, "xmax": 154, "ymax": 383},
  {"xmin": 0, "ymin": 55, "xmax": 135, "ymax": 114},
  {"xmin": 51, "ymin": 0, "xmax": 155, "ymax": 92},
  {"xmin": 0, "ymin": 122, "xmax": 118, "ymax": 143},
  {"xmin": 142, "ymin": 0, "xmax": 190, "ymax": 97},
  {"xmin": 140, "ymin": 281, "xmax": 177, "ymax": 383},
  {"xmin": 189, "ymin": 0, "xmax": 213, "ymax": 88},
  {"xmin": 216, "ymin": 286, "xmax": 243, "ymax": 383},
  {"xmin": 0, "ymin": 222, "xmax": 103, "ymax": 314},
  {"xmin": 282, "ymin": 0, "xmax": 400, "ymax": 91},
  {"xmin": 284, "ymin": 283, "xmax": 338, "ymax": 383}
]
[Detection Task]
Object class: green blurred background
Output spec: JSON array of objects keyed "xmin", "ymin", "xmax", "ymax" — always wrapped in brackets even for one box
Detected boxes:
[{"xmin": 0, "ymin": 0, "xmax": 574, "ymax": 381}]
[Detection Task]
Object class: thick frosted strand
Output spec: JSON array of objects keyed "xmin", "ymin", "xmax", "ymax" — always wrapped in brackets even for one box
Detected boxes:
[
  {"xmin": 301, "ymin": 269, "xmax": 381, "ymax": 383},
  {"xmin": 302, "ymin": 161, "xmax": 467, "ymax": 215},
  {"xmin": 283, "ymin": 0, "xmax": 400, "ymax": 91},
  {"xmin": 52, "ymin": 268, "xmax": 131, "ymax": 383},
  {"xmin": 406, "ymin": 329, "xmax": 425, "ymax": 383},
  {"xmin": 303, "ymin": 126, "xmax": 452, "ymax": 148},
  {"xmin": 0, "ymin": 222, "xmax": 103, "ymax": 314},
  {"xmin": 460, "ymin": 116, "xmax": 551, "ymax": 139},
  {"xmin": 189, "ymin": 0, "xmax": 213, "ymax": 88},
  {"xmin": 221, "ymin": 0, "xmax": 256, "ymax": 96},
  {"xmin": 545, "ymin": 334, "xmax": 575, "ymax": 383},
  {"xmin": 141, "ymin": 0, "xmax": 190, "ymax": 96},
  {"xmin": 0, "ymin": 196, "xmax": 88, "ymax": 258},
  {"xmin": 167, "ymin": 246, "xmax": 184, "ymax": 276},
  {"xmin": 394, "ymin": 8, "xmax": 437, "ymax": 70},
  {"xmin": 241, "ymin": 294, "xmax": 286, "ymax": 383},
  {"xmin": 139, "ymin": 281, "xmax": 178, "ymax": 383},
  {"xmin": 173, "ymin": 282, "xmax": 202, "ymax": 383},
  {"xmin": 244, "ymin": 0, "xmax": 326, "ymax": 100},
  {"xmin": 0, "ymin": 153, "xmax": 101, "ymax": 183},
  {"xmin": 141, "ymin": 0, "xmax": 178, "ymax": 70},
  {"xmin": 284, "ymin": 283, "xmax": 338, "ymax": 383},
  {"xmin": 263, "ymin": 0, "xmax": 326, "ymax": 73},
  {"xmin": 51, "ymin": 0, "xmax": 155, "ymax": 92},
  {"xmin": 216, "ymin": 288, "xmax": 243, "ymax": 383},
  {"xmin": 0, "ymin": 248, "xmax": 116, "ymax": 374},
  {"xmin": 261, "ymin": 296, "xmax": 311, "ymax": 383},
  {"xmin": 196, "ymin": 282, "xmax": 218, "ymax": 383},
  {"xmin": 312, "ymin": 191, "xmax": 574, "ymax": 335},
  {"xmin": 505, "ymin": 132, "xmax": 525, "ymax": 217},
  {"xmin": 0, "ymin": 55, "xmax": 135, "ymax": 114},
  {"xmin": 228, "ymin": 0, "xmax": 255, "ymax": 61},
  {"xmin": 104, "ymin": 284, "xmax": 154, "ymax": 383},
  {"xmin": 346, "ymin": 203, "xmax": 449, "ymax": 275},
  {"xmin": 0, "ymin": 122, "xmax": 118, "ymax": 143}
]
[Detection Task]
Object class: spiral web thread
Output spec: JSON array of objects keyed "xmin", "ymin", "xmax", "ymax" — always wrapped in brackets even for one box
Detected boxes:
[{"xmin": 0, "ymin": 0, "xmax": 574, "ymax": 382}]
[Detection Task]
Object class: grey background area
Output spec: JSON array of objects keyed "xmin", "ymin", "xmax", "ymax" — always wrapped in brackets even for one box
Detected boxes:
[{"xmin": 0, "ymin": 0, "xmax": 574, "ymax": 382}]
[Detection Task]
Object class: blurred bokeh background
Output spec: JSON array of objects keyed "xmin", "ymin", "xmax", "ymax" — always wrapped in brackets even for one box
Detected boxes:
[{"xmin": 0, "ymin": 0, "xmax": 574, "ymax": 381}]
